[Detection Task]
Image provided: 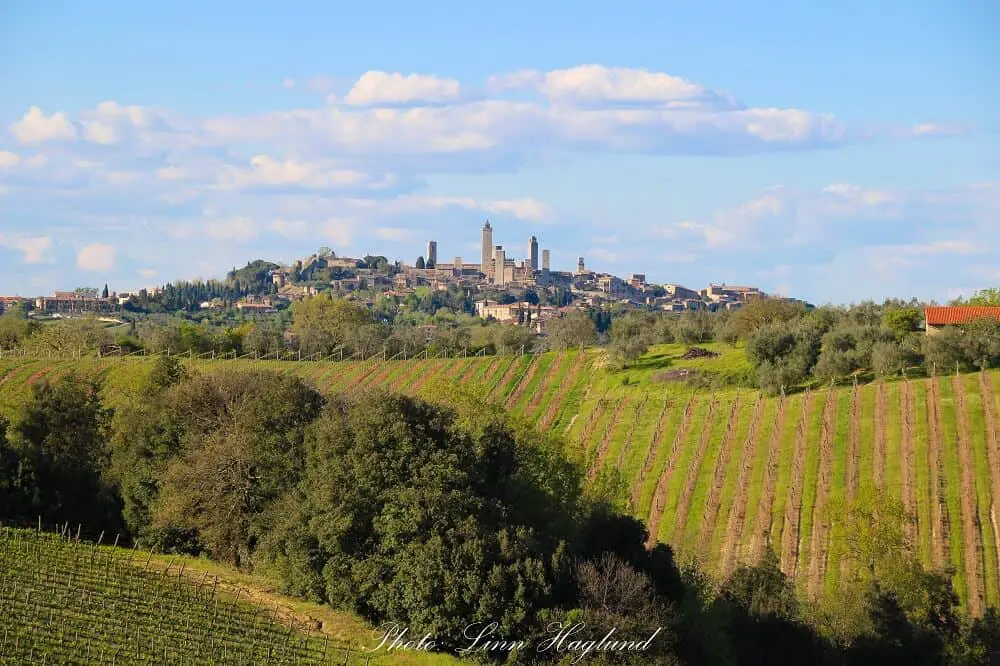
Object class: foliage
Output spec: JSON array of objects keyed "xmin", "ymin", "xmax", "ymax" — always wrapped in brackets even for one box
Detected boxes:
[{"xmin": 545, "ymin": 311, "xmax": 598, "ymax": 350}]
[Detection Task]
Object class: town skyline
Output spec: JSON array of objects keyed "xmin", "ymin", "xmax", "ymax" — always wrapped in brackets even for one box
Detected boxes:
[{"xmin": 1, "ymin": 2, "xmax": 996, "ymax": 304}]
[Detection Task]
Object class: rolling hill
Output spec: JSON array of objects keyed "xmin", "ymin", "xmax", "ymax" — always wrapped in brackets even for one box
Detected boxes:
[{"xmin": 1, "ymin": 343, "xmax": 998, "ymax": 616}]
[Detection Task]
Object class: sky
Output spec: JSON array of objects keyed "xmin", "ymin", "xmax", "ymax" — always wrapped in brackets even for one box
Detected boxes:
[{"xmin": 1, "ymin": 0, "xmax": 997, "ymax": 305}]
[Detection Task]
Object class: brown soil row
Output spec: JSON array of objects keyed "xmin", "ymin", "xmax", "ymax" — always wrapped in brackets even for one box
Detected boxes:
[
  {"xmin": 615, "ymin": 396, "xmax": 650, "ymax": 471},
  {"xmin": 953, "ymin": 376, "xmax": 986, "ymax": 616},
  {"xmin": 720, "ymin": 397, "xmax": 766, "ymax": 577},
  {"xmin": 900, "ymin": 381, "xmax": 918, "ymax": 546},
  {"xmin": 979, "ymin": 372, "xmax": 1000, "ymax": 585},
  {"xmin": 780, "ymin": 391, "xmax": 814, "ymax": 577},
  {"xmin": 807, "ymin": 389, "xmax": 837, "ymax": 599},
  {"xmin": 359, "ymin": 359, "xmax": 396, "ymax": 390},
  {"xmin": 874, "ymin": 382, "xmax": 887, "ymax": 488},
  {"xmin": 645, "ymin": 395, "xmax": 699, "ymax": 548},
  {"xmin": 26, "ymin": 366, "xmax": 55, "ymax": 385},
  {"xmin": 579, "ymin": 395, "xmax": 611, "ymax": 454},
  {"xmin": 481, "ymin": 356, "xmax": 505, "ymax": 384},
  {"xmin": 458, "ymin": 356, "xmax": 482, "ymax": 383},
  {"xmin": 840, "ymin": 384, "xmax": 862, "ymax": 584},
  {"xmin": 671, "ymin": 395, "xmax": 722, "ymax": 546},
  {"xmin": 488, "ymin": 357, "xmax": 525, "ymax": 401},
  {"xmin": 588, "ymin": 396, "xmax": 633, "ymax": 482},
  {"xmin": 407, "ymin": 359, "xmax": 449, "ymax": 395},
  {"xmin": 928, "ymin": 378, "xmax": 949, "ymax": 569},
  {"xmin": 524, "ymin": 353, "xmax": 567, "ymax": 417},
  {"xmin": 697, "ymin": 395, "xmax": 744, "ymax": 557},
  {"xmin": 540, "ymin": 352, "xmax": 588, "ymax": 429},
  {"xmin": 505, "ymin": 355, "xmax": 544, "ymax": 409},
  {"xmin": 629, "ymin": 395, "xmax": 674, "ymax": 512},
  {"xmin": 748, "ymin": 396, "xmax": 787, "ymax": 563}
]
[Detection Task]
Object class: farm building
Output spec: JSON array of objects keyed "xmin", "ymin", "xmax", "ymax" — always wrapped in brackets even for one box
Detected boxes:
[{"xmin": 924, "ymin": 306, "xmax": 1000, "ymax": 335}]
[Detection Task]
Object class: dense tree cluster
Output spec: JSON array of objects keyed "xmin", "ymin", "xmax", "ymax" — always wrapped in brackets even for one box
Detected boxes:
[{"xmin": 1, "ymin": 366, "xmax": 998, "ymax": 663}]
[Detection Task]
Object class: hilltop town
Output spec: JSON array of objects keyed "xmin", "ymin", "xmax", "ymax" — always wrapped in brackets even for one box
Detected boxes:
[{"xmin": 0, "ymin": 220, "xmax": 808, "ymax": 331}]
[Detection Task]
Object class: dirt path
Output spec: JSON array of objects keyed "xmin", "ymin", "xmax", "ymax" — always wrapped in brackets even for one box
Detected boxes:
[
  {"xmin": 900, "ymin": 381, "xmax": 918, "ymax": 547},
  {"xmin": 629, "ymin": 394, "xmax": 673, "ymax": 512},
  {"xmin": 874, "ymin": 382, "xmax": 887, "ymax": 488},
  {"xmin": 979, "ymin": 372, "xmax": 1000, "ymax": 588},
  {"xmin": 540, "ymin": 352, "xmax": 588, "ymax": 429},
  {"xmin": 481, "ymin": 356, "xmax": 505, "ymax": 384},
  {"xmin": 645, "ymin": 395, "xmax": 699, "ymax": 548},
  {"xmin": 839, "ymin": 384, "xmax": 862, "ymax": 585},
  {"xmin": 749, "ymin": 396, "xmax": 787, "ymax": 563},
  {"xmin": 524, "ymin": 353, "xmax": 566, "ymax": 417},
  {"xmin": 615, "ymin": 395, "xmax": 650, "ymax": 470},
  {"xmin": 26, "ymin": 365, "xmax": 55, "ymax": 385},
  {"xmin": 780, "ymin": 390, "xmax": 814, "ymax": 577},
  {"xmin": 807, "ymin": 389, "xmax": 837, "ymax": 599},
  {"xmin": 505, "ymin": 355, "xmax": 543, "ymax": 409},
  {"xmin": 578, "ymin": 395, "xmax": 610, "ymax": 454},
  {"xmin": 720, "ymin": 397, "xmax": 765, "ymax": 577},
  {"xmin": 953, "ymin": 375, "xmax": 986, "ymax": 616},
  {"xmin": 588, "ymin": 396, "xmax": 633, "ymax": 481},
  {"xmin": 488, "ymin": 357, "xmax": 524, "ymax": 401},
  {"xmin": 458, "ymin": 356, "xmax": 481, "ymax": 383},
  {"xmin": 697, "ymin": 395, "xmax": 743, "ymax": 557},
  {"xmin": 407, "ymin": 359, "xmax": 450, "ymax": 395},
  {"xmin": 928, "ymin": 378, "xmax": 949, "ymax": 570},
  {"xmin": 671, "ymin": 395, "xmax": 722, "ymax": 547}
]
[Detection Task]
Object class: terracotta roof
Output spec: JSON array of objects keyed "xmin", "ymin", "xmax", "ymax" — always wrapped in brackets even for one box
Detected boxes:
[{"xmin": 925, "ymin": 306, "xmax": 1000, "ymax": 326}]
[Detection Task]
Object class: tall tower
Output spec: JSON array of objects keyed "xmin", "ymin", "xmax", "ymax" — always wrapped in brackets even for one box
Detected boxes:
[
  {"xmin": 528, "ymin": 236, "xmax": 539, "ymax": 271},
  {"xmin": 542, "ymin": 249, "xmax": 550, "ymax": 271},
  {"xmin": 493, "ymin": 246, "xmax": 505, "ymax": 286},
  {"xmin": 577, "ymin": 257, "xmax": 585, "ymax": 274},
  {"xmin": 481, "ymin": 220, "xmax": 493, "ymax": 277}
]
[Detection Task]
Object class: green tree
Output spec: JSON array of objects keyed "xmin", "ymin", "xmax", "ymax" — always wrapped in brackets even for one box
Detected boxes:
[
  {"xmin": 952, "ymin": 287, "xmax": 1000, "ymax": 306},
  {"xmin": 883, "ymin": 308, "xmax": 922, "ymax": 341},
  {"xmin": 545, "ymin": 311, "xmax": 598, "ymax": 350},
  {"xmin": 11, "ymin": 373, "xmax": 118, "ymax": 530},
  {"xmin": 729, "ymin": 298, "xmax": 807, "ymax": 339},
  {"xmin": 290, "ymin": 294, "xmax": 376, "ymax": 355}
]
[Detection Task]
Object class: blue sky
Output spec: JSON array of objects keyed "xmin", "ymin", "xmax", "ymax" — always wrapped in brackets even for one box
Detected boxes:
[{"xmin": 1, "ymin": 0, "xmax": 997, "ymax": 304}]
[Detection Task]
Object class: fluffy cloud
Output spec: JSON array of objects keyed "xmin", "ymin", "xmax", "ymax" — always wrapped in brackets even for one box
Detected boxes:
[
  {"xmin": 645, "ymin": 182, "xmax": 1000, "ymax": 304},
  {"xmin": 8, "ymin": 107, "xmax": 77, "ymax": 144},
  {"xmin": 344, "ymin": 71, "xmax": 461, "ymax": 105},
  {"xmin": 0, "ymin": 235, "xmax": 52, "ymax": 264},
  {"xmin": 0, "ymin": 151, "xmax": 20, "ymax": 168},
  {"xmin": 76, "ymin": 243, "xmax": 116, "ymax": 271},
  {"xmin": 215, "ymin": 155, "xmax": 395, "ymax": 191}
]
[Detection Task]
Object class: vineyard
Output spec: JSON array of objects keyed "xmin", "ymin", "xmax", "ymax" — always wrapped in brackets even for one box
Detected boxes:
[
  {"xmin": 0, "ymin": 527, "xmax": 458, "ymax": 665},
  {"xmin": 1, "ymin": 343, "xmax": 999, "ymax": 616}
]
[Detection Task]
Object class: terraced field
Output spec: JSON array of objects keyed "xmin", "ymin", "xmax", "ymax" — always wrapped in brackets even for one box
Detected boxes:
[
  {"xmin": 1, "ymin": 344, "xmax": 998, "ymax": 615},
  {"xmin": 0, "ymin": 527, "xmax": 456, "ymax": 665}
]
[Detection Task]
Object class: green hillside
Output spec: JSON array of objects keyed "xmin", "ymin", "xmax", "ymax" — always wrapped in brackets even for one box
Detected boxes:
[
  {"xmin": 0, "ymin": 527, "xmax": 456, "ymax": 665},
  {"xmin": 1, "ymin": 343, "xmax": 998, "ymax": 616}
]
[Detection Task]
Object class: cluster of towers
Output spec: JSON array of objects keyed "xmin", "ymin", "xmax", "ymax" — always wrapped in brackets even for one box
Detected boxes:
[{"xmin": 479, "ymin": 221, "xmax": 551, "ymax": 287}]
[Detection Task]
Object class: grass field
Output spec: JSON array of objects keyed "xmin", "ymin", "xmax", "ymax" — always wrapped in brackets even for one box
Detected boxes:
[
  {"xmin": 1, "ymin": 343, "xmax": 998, "ymax": 616},
  {"xmin": 0, "ymin": 527, "xmax": 456, "ymax": 665}
]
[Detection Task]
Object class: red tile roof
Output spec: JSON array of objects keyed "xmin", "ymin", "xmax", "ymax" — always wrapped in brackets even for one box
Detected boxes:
[{"xmin": 925, "ymin": 306, "xmax": 1000, "ymax": 326}]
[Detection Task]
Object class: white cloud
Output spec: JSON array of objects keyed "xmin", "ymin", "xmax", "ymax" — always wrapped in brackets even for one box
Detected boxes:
[
  {"xmin": 269, "ymin": 219, "xmax": 309, "ymax": 237},
  {"xmin": 401, "ymin": 196, "xmax": 552, "ymax": 222},
  {"xmin": 9, "ymin": 106, "xmax": 77, "ymax": 144},
  {"xmin": 375, "ymin": 227, "xmax": 416, "ymax": 241},
  {"xmin": 76, "ymin": 243, "xmax": 116, "ymax": 271},
  {"xmin": 138, "ymin": 268, "xmax": 157, "ymax": 279},
  {"xmin": 156, "ymin": 166, "xmax": 186, "ymax": 180},
  {"xmin": 320, "ymin": 218, "xmax": 354, "ymax": 246},
  {"xmin": 0, "ymin": 235, "xmax": 52, "ymax": 264},
  {"xmin": 205, "ymin": 217, "xmax": 258, "ymax": 242},
  {"xmin": 344, "ymin": 71, "xmax": 461, "ymax": 105},
  {"xmin": 216, "ymin": 155, "xmax": 387, "ymax": 191},
  {"xmin": 0, "ymin": 151, "xmax": 20, "ymax": 168}
]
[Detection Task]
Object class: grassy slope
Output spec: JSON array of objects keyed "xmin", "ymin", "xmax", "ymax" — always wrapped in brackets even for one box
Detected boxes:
[
  {"xmin": 0, "ymin": 528, "xmax": 456, "ymax": 665},
  {"xmin": 1, "ymin": 344, "xmax": 999, "ymax": 616}
]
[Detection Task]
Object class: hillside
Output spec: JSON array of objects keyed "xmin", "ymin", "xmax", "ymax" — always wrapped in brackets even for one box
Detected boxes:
[
  {"xmin": 0, "ymin": 527, "xmax": 457, "ymax": 665},
  {"xmin": 1, "ymin": 344, "xmax": 998, "ymax": 616}
]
